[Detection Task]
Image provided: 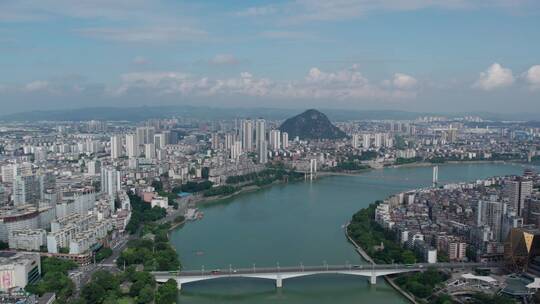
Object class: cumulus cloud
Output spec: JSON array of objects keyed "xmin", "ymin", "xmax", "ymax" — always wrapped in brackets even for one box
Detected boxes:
[
  {"xmin": 111, "ymin": 65, "xmax": 417, "ymax": 101},
  {"xmin": 209, "ymin": 54, "xmax": 239, "ymax": 66},
  {"xmin": 525, "ymin": 65, "xmax": 540, "ymax": 90},
  {"xmin": 24, "ymin": 81, "xmax": 49, "ymax": 92},
  {"xmin": 473, "ymin": 63, "xmax": 514, "ymax": 91},
  {"xmin": 392, "ymin": 73, "xmax": 418, "ymax": 89}
]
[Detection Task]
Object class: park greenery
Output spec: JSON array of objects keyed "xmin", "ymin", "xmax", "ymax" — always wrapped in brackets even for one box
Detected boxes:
[
  {"xmin": 203, "ymin": 185, "xmax": 239, "ymax": 197},
  {"xmin": 332, "ymin": 161, "xmax": 370, "ymax": 172},
  {"xmin": 76, "ymin": 267, "xmax": 178, "ymax": 304},
  {"xmin": 117, "ymin": 222, "xmax": 180, "ymax": 271},
  {"xmin": 226, "ymin": 165, "xmax": 303, "ymax": 186},
  {"xmin": 394, "ymin": 268, "xmax": 449, "ymax": 299},
  {"xmin": 94, "ymin": 247, "xmax": 113, "ymax": 262},
  {"xmin": 26, "ymin": 257, "xmax": 77, "ymax": 304},
  {"xmin": 125, "ymin": 194, "xmax": 167, "ymax": 234},
  {"xmin": 348, "ymin": 202, "xmax": 475, "ymax": 303},
  {"xmin": 348, "ymin": 202, "xmax": 417, "ymax": 264},
  {"xmin": 173, "ymin": 180, "xmax": 213, "ymax": 193},
  {"xmin": 395, "ymin": 157, "xmax": 423, "ymax": 165}
]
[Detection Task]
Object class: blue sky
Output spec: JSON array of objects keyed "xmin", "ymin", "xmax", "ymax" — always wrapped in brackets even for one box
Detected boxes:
[{"xmin": 1, "ymin": 0, "xmax": 539, "ymax": 114}]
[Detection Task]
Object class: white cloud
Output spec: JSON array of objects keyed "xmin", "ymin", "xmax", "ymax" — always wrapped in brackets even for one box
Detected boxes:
[
  {"xmin": 111, "ymin": 65, "xmax": 418, "ymax": 102},
  {"xmin": 24, "ymin": 80, "xmax": 49, "ymax": 92},
  {"xmin": 75, "ymin": 26, "xmax": 207, "ymax": 43},
  {"xmin": 260, "ymin": 31, "xmax": 313, "ymax": 40},
  {"xmin": 133, "ymin": 56, "xmax": 148, "ymax": 65},
  {"xmin": 209, "ymin": 54, "xmax": 239, "ymax": 66},
  {"xmin": 392, "ymin": 73, "xmax": 418, "ymax": 89},
  {"xmin": 236, "ymin": 5, "xmax": 277, "ymax": 17},
  {"xmin": 473, "ymin": 63, "xmax": 514, "ymax": 91},
  {"xmin": 525, "ymin": 65, "xmax": 540, "ymax": 90}
]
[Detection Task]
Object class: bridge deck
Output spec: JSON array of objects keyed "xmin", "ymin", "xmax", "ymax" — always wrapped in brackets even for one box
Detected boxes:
[{"xmin": 153, "ymin": 262, "xmax": 499, "ymax": 277}]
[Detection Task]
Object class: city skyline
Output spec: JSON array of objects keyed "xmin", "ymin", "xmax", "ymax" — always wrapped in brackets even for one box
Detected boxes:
[{"xmin": 1, "ymin": 1, "xmax": 540, "ymax": 114}]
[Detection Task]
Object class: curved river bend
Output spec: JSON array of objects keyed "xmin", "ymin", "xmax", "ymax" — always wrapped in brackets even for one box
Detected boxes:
[{"xmin": 171, "ymin": 163, "xmax": 531, "ymax": 303}]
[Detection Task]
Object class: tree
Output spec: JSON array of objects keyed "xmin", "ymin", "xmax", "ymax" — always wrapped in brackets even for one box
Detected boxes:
[
  {"xmin": 95, "ymin": 247, "xmax": 113, "ymax": 262},
  {"xmin": 81, "ymin": 281, "xmax": 106, "ymax": 304},
  {"xmin": 137, "ymin": 285, "xmax": 155, "ymax": 304},
  {"xmin": 156, "ymin": 279, "xmax": 178, "ymax": 304},
  {"xmin": 401, "ymin": 250, "xmax": 417, "ymax": 264},
  {"xmin": 91, "ymin": 270, "xmax": 120, "ymax": 295},
  {"xmin": 201, "ymin": 167, "xmax": 210, "ymax": 179}
]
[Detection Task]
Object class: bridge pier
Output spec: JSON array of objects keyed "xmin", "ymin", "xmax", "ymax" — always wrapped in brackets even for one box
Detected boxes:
[
  {"xmin": 370, "ymin": 275, "xmax": 376, "ymax": 285},
  {"xmin": 276, "ymin": 277, "xmax": 283, "ymax": 288}
]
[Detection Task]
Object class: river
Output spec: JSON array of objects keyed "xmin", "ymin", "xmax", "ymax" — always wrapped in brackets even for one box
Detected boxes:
[{"xmin": 170, "ymin": 162, "xmax": 532, "ymax": 303}]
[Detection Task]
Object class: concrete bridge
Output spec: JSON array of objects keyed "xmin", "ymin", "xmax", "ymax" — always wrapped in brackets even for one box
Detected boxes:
[{"xmin": 152, "ymin": 262, "xmax": 498, "ymax": 290}]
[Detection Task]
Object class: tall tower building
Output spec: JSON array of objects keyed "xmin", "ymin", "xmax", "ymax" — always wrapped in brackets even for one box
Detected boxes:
[
  {"xmin": 282, "ymin": 132, "xmax": 289, "ymax": 149},
  {"xmin": 477, "ymin": 200, "xmax": 504, "ymax": 241},
  {"xmin": 154, "ymin": 133, "xmax": 166, "ymax": 150},
  {"xmin": 87, "ymin": 160, "xmax": 101, "ymax": 176},
  {"xmin": 241, "ymin": 120, "xmax": 253, "ymax": 152},
  {"xmin": 125, "ymin": 134, "xmax": 139, "ymax": 158},
  {"xmin": 352, "ymin": 134, "xmax": 360, "ymax": 149},
  {"xmin": 210, "ymin": 133, "xmax": 219, "ymax": 150},
  {"xmin": 505, "ymin": 179, "xmax": 533, "ymax": 216},
  {"xmin": 145, "ymin": 144, "xmax": 156, "ymax": 160},
  {"xmin": 110, "ymin": 135, "xmax": 123, "ymax": 159},
  {"xmin": 12, "ymin": 175, "xmax": 37, "ymax": 206},
  {"xmin": 225, "ymin": 133, "xmax": 234, "ymax": 150},
  {"xmin": 256, "ymin": 119, "xmax": 267, "ymax": 164},
  {"xmin": 100, "ymin": 167, "xmax": 121, "ymax": 197},
  {"xmin": 432, "ymin": 166, "xmax": 439, "ymax": 187},
  {"xmin": 362, "ymin": 134, "xmax": 371, "ymax": 149},
  {"xmin": 269, "ymin": 130, "xmax": 281, "ymax": 151}
]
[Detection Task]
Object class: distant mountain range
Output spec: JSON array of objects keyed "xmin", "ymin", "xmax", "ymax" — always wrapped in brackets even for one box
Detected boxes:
[
  {"xmin": 0, "ymin": 105, "xmax": 538, "ymax": 122},
  {"xmin": 279, "ymin": 109, "xmax": 347, "ymax": 140}
]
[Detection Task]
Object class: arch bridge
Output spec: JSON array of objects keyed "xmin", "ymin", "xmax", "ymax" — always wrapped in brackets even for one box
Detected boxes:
[{"xmin": 152, "ymin": 262, "xmax": 497, "ymax": 290}]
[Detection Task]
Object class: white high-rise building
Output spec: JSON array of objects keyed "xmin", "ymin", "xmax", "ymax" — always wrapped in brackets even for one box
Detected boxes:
[
  {"xmin": 256, "ymin": 119, "xmax": 267, "ymax": 164},
  {"xmin": 136, "ymin": 127, "xmax": 156, "ymax": 144},
  {"xmin": 12, "ymin": 175, "xmax": 37, "ymax": 206},
  {"xmin": 282, "ymin": 132, "xmax": 289, "ymax": 149},
  {"xmin": 136, "ymin": 127, "xmax": 146, "ymax": 145},
  {"xmin": 225, "ymin": 133, "xmax": 234, "ymax": 150},
  {"xmin": 100, "ymin": 167, "xmax": 121, "ymax": 197},
  {"xmin": 241, "ymin": 120, "xmax": 253, "ymax": 152},
  {"xmin": 477, "ymin": 200, "xmax": 504, "ymax": 241},
  {"xmin": 87, "ymin": 160, "xmax": 101, "ymax": 176},
  {"xmin": 125, "ymin": 134, "xmax": 139, "ymax": 158},
  {"xmin": 269, "ymin": 130, "xmax": 281, "ymax": 151},
  {"xmin": 1, "ymin": 163, "xmax": 32, "ymax": 183},
  {"xmin": 110, "ymin": 135, "xmax": 123, "ymax": 159},
  {"xmin": 210, "ymin": 133, "xmax": 219, "ymax": 150},
  {"xmin": 352, "ymin": 134, "xmax": 361, "ymax": 149},
  {"xmin": 230, "ymin": 141, "xmax": 243, "ymax": 160},
  {"xmin": 362, "ymin": 134, "xmax": 371, "ymax": 149},
  {"xmin": 145, "ymin": 143, "xmax": 156, "ymax": 160},
  {"xmin": 374, "ymin": 133, "xmax": 383, "ymax": 148}
]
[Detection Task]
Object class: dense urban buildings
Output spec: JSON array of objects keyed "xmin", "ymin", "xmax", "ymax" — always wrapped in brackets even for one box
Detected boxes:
[{"xmin": 1, "ymin": 110, "xmax": 540, "ymax": 302}]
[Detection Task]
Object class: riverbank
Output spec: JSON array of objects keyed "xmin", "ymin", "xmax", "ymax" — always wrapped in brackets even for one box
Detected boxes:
[
  {"xmin": 178, "ymin": 159, "xmax": 524, "ymax": 209},
  {"xmin": 344, "ymin": 223, "xmax": 418, "ymax": 304}
]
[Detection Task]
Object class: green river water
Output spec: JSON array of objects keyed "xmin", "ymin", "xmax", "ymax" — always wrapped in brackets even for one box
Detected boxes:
[{"xmin": 170, "ymin": 163, "xmax": 532, "ymax": 303}]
